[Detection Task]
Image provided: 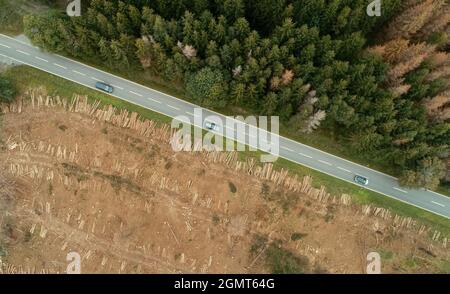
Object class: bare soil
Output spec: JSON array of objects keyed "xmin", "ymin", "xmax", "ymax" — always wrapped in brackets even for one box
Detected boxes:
[{"xmin": 0, "ymin": 93, "xmax": 449, "ymax": 274}]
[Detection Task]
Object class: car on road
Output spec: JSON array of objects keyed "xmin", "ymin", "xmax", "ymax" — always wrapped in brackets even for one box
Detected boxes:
[
  {"xmin": 354, "ymin": 175, "xmax": 369, "ymax": 185},
  {"xmin": 95, "ymin": 81, "xmax": 114, "ymax": 93},
  {"xmin": 205, "ymin": 121, "xmax": 220, "ymax": 132}
]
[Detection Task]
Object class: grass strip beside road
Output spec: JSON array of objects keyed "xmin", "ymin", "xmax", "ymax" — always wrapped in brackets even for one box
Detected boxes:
[
  {"xmin": 4, "ymin": 66, "xmax": 172, "ymax": 125},
  {"xmin": 4, "ymin": 65, "xmax": 450, "ymax": 236},
  {"xmin": 55, "ymin": 53, "xmax": 450, "ymax": 198}
]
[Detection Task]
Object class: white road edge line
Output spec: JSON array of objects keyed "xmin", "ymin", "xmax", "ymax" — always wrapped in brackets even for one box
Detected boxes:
[
  {"xmin": 0, "ymin": 39, "xmax": 449, "ymax": 219},
  {"xmin": 72, "ymin": 70, "xmax": 85, "ymax": 76},
  {"xmin": 0, "ymin": 35, "xmax": 411, "ymax": 179},
  {"xmin": 167, "ymin": 104, "xmax": 180, "ymax": 111},
  {"xmin": 35, "ymin": 56, "xmax": 49, "ymax": 62},
  {"xmin": 318, "ymin": 160, "xmax": 332, "ymax": 166},
  {"xmin": 431, "ymin": 201, "xmax": 445, "ymax": 207},
  {"xmin": 53, "ymin": 63, "xmax": 67, "ymax": 69},
  {"xmin": 5, "ymin": 53, "xmax": 450, "ymax": 221},
  {"xmin": 52, "ymin": 49, "xmax": 402, "ymax": 180},
  {"xmin": 337, "ymin": 166, "xmax": 352, "ymax": 173},
  {"xmin": 0, "ymin": 53, "xmax": 22, "ymax": 64},
  {"xmin": 426, "ymin": 188, "xmax": 450, "ymax": 199},
  {"xmin": 299, "ymin": 153, "xmax": 312, "ymax": 159},
  {"xmin": 16, "ymin": 49, "xmax": 30, "ymax": 56},
  {"xmin": 393, "ymin": 187, "xmax": 408, "ymax": 194},
  {"xmin": 0, "ymin": 34, "xmax": 33, "ymax": 47},
  {"xmin": 0, "ymin": 43, "xmax": 10, "ymax": 48},
  {"xmin": 186, "ymin": 111, "xmax": 194, "ymax": 116}
]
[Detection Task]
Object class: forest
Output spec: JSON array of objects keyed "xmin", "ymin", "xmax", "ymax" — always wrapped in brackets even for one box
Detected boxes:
[{"xmin": 21, "ymin": 0, "xmax": 450, "ymax": 190}]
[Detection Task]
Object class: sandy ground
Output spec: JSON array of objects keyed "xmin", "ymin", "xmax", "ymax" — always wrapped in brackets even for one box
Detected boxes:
[{"xmin": 0, "ymin": 91, "xmax": 449, "ymax": 274}]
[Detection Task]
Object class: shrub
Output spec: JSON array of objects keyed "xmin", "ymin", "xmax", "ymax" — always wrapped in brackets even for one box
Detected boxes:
[{"xmin": 0, "ymin": 76, "xmax": 15, "ymax": 103}]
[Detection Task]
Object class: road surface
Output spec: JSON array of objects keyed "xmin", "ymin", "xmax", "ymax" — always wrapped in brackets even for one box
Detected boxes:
[{"xmin": 1, "ymin": 33, "xmax": 449, "ymax": 220}]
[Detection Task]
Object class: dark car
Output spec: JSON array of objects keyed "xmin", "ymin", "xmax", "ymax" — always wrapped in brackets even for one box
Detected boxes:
[
  {"xmin": 354, "ymin": 175, "xmax": 369, "ymax": 185},
  {"xmin": 95, "ymin": 81, "xmax": 114, "ymax": 93}
]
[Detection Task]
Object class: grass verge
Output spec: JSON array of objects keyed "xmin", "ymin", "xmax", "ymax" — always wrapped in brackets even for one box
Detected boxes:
[
  {"xmin": 57, "ymin": 52, "xmax": 450, "ymax": 198},
  {"xmin": 4, "ymin": 66, "xmax": 172, "ymax": 125},
  {"xmin": 2, "ymin": 1, "xmax": 449, "ymax": 196},
  {"xmin": 4, "ymin": 64, "xmax": 450, "ymax": 236}
]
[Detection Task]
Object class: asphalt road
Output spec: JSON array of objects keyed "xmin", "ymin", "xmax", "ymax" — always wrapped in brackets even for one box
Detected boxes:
[{"xmin": 1, "ymin": 33, "xmax": 449, "ymax": 220}]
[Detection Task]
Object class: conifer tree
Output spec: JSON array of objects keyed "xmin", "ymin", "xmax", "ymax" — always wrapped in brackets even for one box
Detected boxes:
[{"xmin": 384, "ymin": 0, "xmax": 444, "ymax": 40}]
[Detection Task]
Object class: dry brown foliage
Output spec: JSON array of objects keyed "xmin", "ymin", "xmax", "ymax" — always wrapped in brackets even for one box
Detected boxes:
[
  {"xmin": 384, "ymin": 0, "xmax": 445, "ymax": 40},
  {"xmin": 281, "ymin": 69, "xmax": 294, "ymax": 85},
  {"xmin": 417, "ymin": 4, "xmax": 450, "ymax": 39}
]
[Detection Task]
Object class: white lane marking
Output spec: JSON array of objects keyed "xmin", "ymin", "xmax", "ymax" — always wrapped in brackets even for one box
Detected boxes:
[
  {"xmin": 111, "ymin": 84, "xmax": 123, "ymax": 90},
  {"xmin": 337, "ymin": 166, "xmax": 352, "ymax": 173},
  {"xmin": 1, "ymin": 36, "xmax": 442, "ymax": 215},
  {"xmin": 90, "ymin": 76, "xmax": 105, "ymax": 82},
  {"xmin": 16, "ymin": 49, "xmax": 30, "ymax": 56},
  {"xmin": 72, "ymin": 70, "xmax": 86, "ymax": 76},
  {"xmin": 4, "ymin": 39, "xmax": 401, "ymax": 184},
  {"xmin": 148, "ymin": 97, "xmax": 161, "ymax": 104},
  {"xmin": 186, "ymin": 111, "xmax": 194, "ymax": 116},
  {"xmin": 129, "ymin": 90, "xmax": 143, "ymax": 97},
  {"xmin": 318, "ymin": 160, "xmax": 332, "ymax": 166},
  {"xmin": 53, "ymin": 63, "xmax": 67, "ymax": 69},
  {"xmin": 299, "ymin": 153, "xmax": 312, "ymax": 159},
  {"xmin": 29, "ymin": 39, "xmax": 440, "ymax": 185},
  {"xmin": 35, "ymin": 56, "xmax": 49, "ymax": 62},
  {"xmin": 281, "ymin": 146, "xmax": 294, "ymax": 152},
  {"xmin": 431, "ymin": 201, "xmax": 445, "ymax": 207},
  {"xmin": 167, "ymin": 104, "xmax": 180, "ymax": 111},
  {"xmin": 0, "ymin": 43, "xmax": 10, "ymax": 48},
  {"xmin": 393, "ymin": 187, "xmax": 408, "ymax": 194},
  {"xmin": 1, "ymin": 50, "xmax": 449, "ymax": 220}
]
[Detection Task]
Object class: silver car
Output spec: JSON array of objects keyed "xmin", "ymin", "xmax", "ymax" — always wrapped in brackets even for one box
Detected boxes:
[{"xmin": 205, "ymin": 121, "xmax": 220, "ymax": 132}]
